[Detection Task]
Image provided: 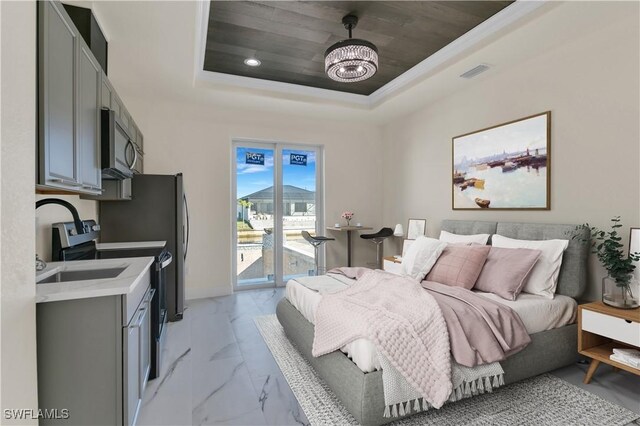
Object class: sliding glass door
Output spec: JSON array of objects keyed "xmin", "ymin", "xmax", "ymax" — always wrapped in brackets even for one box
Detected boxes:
[
  {"xmin": 281, "ymin": 147, "xmax": 320, "ymax": 281},
  {"xmin": 233, "ymin": 141, "xmax": 323, "ymax": 290}
]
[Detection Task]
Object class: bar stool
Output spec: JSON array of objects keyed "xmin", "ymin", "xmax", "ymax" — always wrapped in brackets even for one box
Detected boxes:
[
  {"xmin": 360, "ymin": 227, "xmax": 394, "ymax": 270},
  {"xmin": 301, "ymin": 231, "xmax": 335, "ymax": 276}
]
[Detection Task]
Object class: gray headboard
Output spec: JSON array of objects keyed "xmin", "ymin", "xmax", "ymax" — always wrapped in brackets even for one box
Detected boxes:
[{"xmin": 441, "ymin": 220, "xmax": 590, "ymax": 299}]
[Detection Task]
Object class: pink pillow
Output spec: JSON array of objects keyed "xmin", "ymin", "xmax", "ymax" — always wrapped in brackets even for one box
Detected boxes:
[
  {"xmin": 474, "ymin": 247, "xmax": 542, "ymax": 301},
  {"xmin": 425, "ymin": 245, "xmax": 490, "ymax": 289}
]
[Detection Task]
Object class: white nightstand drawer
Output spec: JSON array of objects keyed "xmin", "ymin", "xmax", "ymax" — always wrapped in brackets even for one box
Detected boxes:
[
  {"xmin": 383, "ymin": 259, "xmax": 404, "ymax": 275},
  {"xmin": 582, "ymin": 309, "xmax": 640, "ymax": 346}
]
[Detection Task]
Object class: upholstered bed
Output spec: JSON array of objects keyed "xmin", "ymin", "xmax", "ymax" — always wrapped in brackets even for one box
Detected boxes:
[{"xmin": 275, "ymin": 220, "xmax": 590, "ymax": 426}]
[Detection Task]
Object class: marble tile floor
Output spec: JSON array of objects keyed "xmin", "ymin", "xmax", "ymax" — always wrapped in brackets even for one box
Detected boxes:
[{"xmin": 137, "ymin": 287, "xmax": 640, "ymax": 426}]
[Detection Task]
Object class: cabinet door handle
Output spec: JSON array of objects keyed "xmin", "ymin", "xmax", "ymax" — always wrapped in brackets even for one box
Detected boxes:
[
  {"xmin": 48, "ymin": 178, "xmax": 81, "ymax": 186},
  {"xmin": 131, "ymin": 307, "xmax": 147, "ymax": 328},
  {"xmin": 144, "ymin": 289, "xmax": 156, "ymax": 304},
  {"xmin": 81, "ymin": 184, "xmax": 102, "ymax": 192}
]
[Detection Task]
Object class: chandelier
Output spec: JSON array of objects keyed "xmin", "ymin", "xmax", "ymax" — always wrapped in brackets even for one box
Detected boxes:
[{"xmin": 325, "ymin": 14, "xmax": 378, "ymax": 83}]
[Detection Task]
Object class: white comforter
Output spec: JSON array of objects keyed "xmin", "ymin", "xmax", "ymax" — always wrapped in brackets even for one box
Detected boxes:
[{"xmin": 286, "ymin": 274, "xmax": 577, "ymax": 373}]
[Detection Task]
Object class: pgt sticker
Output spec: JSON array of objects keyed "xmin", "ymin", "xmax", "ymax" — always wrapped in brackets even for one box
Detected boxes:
[
  {"xmin": 290, "ymin": 153, "xmax": 307, "ymax": 166},
  {"xmin": 245, "ymin": 152, "xmax": 265, "ymax": 165}
]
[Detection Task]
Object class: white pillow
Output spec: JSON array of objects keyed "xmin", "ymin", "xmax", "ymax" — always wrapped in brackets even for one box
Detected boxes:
[
  {"xmin": 491, "ymin": 235, "xmax": 569, "ymax": 299},
  {"xmin": 401, "ymin": 236, "xmax": 447, "ymax": 281},
  {"xmin": 439, "ymin": 230, "xmax": 490, "ymax": 245}
]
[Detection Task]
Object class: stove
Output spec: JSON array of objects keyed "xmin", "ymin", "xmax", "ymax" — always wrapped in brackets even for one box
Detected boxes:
[{"xmin": 51, "ymin": 219, "xmax": 170, "ymax": 380}]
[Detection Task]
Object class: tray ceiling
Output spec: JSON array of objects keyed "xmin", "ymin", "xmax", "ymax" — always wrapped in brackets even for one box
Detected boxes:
[{"xmin": 203, "ymin": 1, "xmax": 514, "ymax": 96}]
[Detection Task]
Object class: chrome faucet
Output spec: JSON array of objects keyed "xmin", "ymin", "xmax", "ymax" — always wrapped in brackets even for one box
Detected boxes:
[{"xmin": 35, "ymin": 198, "xmax": 85, "ymax": 235}]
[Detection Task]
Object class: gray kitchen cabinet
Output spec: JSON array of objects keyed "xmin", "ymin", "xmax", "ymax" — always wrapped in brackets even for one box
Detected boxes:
[
  {"xmin": 39, "ymin": 0, "xmax": 144, "ymax": 195},
  {"xmin": 121, "ymin": 107, "xmax": 130, "ymax": 129},
  {"xmin": 137, "ymin": 127, "xmax": 144, "ymax": 153},
  {"xmin": 37, "ymin": 274, "xmax": 153, "ymax": 426},
  {"xmin": 112, "ymin": 92, "xmax": 122, "ymax": 117},
  {"xmin": 38, "ymin": 0, "xmax": 102, "ymax": 194},
  {"xmin": 81, "ymin": 178, "xmax": 132, "ymax": 201},
  {"xmin": 38, "ymin": 0, "xmax": 80, "ymax": 188},
  {"xmin": 130, "ymin": 122, "xmax": 138, "ymax": 147},
  {"xmin": 78, "ymin": 43, "xmax": 102, "ymax": 192},
  {"xmin": 101, "ymin": 72, "xmax": 113, "ymax": 109}
]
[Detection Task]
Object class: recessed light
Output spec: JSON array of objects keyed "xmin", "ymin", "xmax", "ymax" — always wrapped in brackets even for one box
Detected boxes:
[
  {"xmin": 339, "ymin": 67, "xmax": 345, "ymax": 73},
  {"xmin": 244, "ymin": 58, "xmax": 261, "ymax": 67}
]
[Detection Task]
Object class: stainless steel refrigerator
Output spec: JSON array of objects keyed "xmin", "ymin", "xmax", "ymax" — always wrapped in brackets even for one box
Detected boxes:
[{"xmin": 99, "ymin": 173, "xmax": 188, "ymax": 321}]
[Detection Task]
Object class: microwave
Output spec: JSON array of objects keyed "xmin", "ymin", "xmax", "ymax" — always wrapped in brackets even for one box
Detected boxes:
[{"xmin": 101, "ymin": 109, "xmax": 137, "ymax": 179}]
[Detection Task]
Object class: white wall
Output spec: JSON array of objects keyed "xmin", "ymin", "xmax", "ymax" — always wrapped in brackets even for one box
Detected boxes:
[
  {"xmin": 381, "ymin": 2, "xmax": 640, "ymax": 302},
  {"xmin": 120, "ymin": 96, "xmax": 383, "ymax": 299},
  {"xmin": 35, "ymin": 195, "xmax": 99, "ymax": 262},
  {"xmin": 0, "ymin": 1, "xmax": 38, "ymax": 422}
]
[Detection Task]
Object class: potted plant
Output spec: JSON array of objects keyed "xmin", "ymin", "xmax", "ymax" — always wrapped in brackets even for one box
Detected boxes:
[{"xmin": 578, "ymin": 217, "xmax": 640, "ymax": 309}]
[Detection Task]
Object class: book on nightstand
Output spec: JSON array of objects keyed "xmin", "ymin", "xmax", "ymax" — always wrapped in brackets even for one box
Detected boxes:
[{"xmin": 610, "ymin": 348, "xmax": 640, "ymax": 368}]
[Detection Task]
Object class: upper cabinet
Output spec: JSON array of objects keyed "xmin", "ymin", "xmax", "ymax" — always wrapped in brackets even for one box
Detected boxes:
[
  {"xmin": 62, "ymin": 3, "xmax": 108, "ymax": 73},
  {"xmin": 38, "ymin": 0, "xmax": 144, "ymax": 197},
  {"xmin": 38, "ymin": 0, "xmax": 80, "ymax": 189},
  {"xmin": 78, "ymin": 43, "xmax": 102, "ymax": 192}
]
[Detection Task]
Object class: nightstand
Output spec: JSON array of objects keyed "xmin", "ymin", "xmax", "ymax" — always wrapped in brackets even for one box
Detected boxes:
[
  {"xmin": 382, "ymin": 256, "xmax": 403, "ymax": 275},
  {"xmin": 578, "ymin": 302, "xmax": 640, "ymax": 384}
]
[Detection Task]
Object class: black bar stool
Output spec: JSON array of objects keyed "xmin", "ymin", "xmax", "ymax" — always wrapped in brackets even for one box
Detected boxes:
[
  {"xmin": 301, "ymin": 231, "xmax": 335, "ymax": 276},
  {"xmin": 360, "ymin": 227, "xmax": 394, "ymax": 269}
]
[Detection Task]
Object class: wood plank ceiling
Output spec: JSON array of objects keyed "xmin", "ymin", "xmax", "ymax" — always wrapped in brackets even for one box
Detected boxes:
[{"xmin": 204, "ymin": 1, "xmax": 514, "ymax": 96}]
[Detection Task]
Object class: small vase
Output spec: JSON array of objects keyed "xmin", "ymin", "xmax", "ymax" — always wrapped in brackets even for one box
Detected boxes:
[
  {"xmin": 345, "ymin": 219, "xmax": 351, "ymax": 227},
  {"xmin": 602, "ymin": 275, "xmax": 640, "ymax": 309}
]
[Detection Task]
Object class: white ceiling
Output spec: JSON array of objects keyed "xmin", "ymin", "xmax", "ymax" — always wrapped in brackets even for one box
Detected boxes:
[{"xmin": 68, "ymin": 1, "xmax": 631, "ymax": 125}]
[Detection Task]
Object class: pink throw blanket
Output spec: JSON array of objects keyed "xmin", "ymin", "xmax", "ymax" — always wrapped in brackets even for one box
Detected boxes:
[
  {"xmin": 312, "ymin": 269, "xmax": 453, "ymax": 408},
  {"xmin": 421, "ymin": 281, "xmax": 532, "ymax": 367}
]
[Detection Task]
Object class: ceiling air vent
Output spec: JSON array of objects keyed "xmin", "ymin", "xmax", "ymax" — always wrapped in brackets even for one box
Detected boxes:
[{"xmin": 460, "ymin": 64, "xmax": 490, "ymax": 79}]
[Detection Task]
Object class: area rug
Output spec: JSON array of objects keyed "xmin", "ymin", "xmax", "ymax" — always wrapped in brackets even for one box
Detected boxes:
[{"xmin": 255, "ymin": 315, "xmax": 639, "ymax": 426}]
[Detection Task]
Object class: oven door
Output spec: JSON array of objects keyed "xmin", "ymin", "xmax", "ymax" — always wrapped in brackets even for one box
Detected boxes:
[
  {"xmin": 149, "ymin": 250, "xmax": 171, "ymax": 380},
  {"xmin": 155, "ymin": 251, "xmax": 172, "ymax": 338}
]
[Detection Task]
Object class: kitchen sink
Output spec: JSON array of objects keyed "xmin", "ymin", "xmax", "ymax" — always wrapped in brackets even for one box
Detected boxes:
[{"xmin": 37, "ymin": 267, "xmax": 126, "ymax": 284}]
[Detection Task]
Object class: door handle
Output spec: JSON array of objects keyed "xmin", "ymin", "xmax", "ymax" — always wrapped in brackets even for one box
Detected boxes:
[
  {"xmin": 130, "ymin": 307, "xmax": 147, "ymax": 328},
  {"xmin": 159, "ymin": 254, "xmax": 173, "ymax": 269},
  {"xmin": 144, "ymin": 288, "xmax": 156, "ymax": 304},
  {"xmin": 48, "ymin": 178, "xmax": 82, "ymax": 187},
  {"xmin": 183, "ymin": 194, "xmax": 190, "ymax": 261},
  {"xmin": 131, "ymin": 146, "xmax": 139, "ymax": 171},
  {"xmin": 125, "ymin": 141, "xmax": 137, "ymax": 170},
  {"xmin": 81, "ymin": 184, "xmax": 104, "ymax": 192}
]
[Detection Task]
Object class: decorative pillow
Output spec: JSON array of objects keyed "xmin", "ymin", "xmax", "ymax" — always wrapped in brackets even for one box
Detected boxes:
[
  {"xmin": 491, "ymin": 235, "xmax": 569, "ymax": 299},
  {"xmin": 425, "ymin": 245, "xmax": 491, "ymax": 289},
  {"xmin": 474, "ymin": 247, "xmax": 542, "ymax": 300},
  {"xmin": 439, "ymin": 230, "xmax": 490, "ymax": 245},
  {"xmin": 401, "ymin": 236, "xmax": 447, "ymax": 281}
]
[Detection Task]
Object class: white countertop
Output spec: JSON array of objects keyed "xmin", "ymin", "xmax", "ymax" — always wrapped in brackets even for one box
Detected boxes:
[
  {"xmin": 96, "ymin": 241, "xmax": 167, "ymax": 251},
  {"xmin": 36, "ymin": 257, "xmax": 155, "ymax": 303}
]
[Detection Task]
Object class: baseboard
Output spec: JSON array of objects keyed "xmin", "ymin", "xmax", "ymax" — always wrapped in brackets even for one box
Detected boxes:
[{"xmin": 185, "ymin": 284, "xmax": 232, "ymax": 300}]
